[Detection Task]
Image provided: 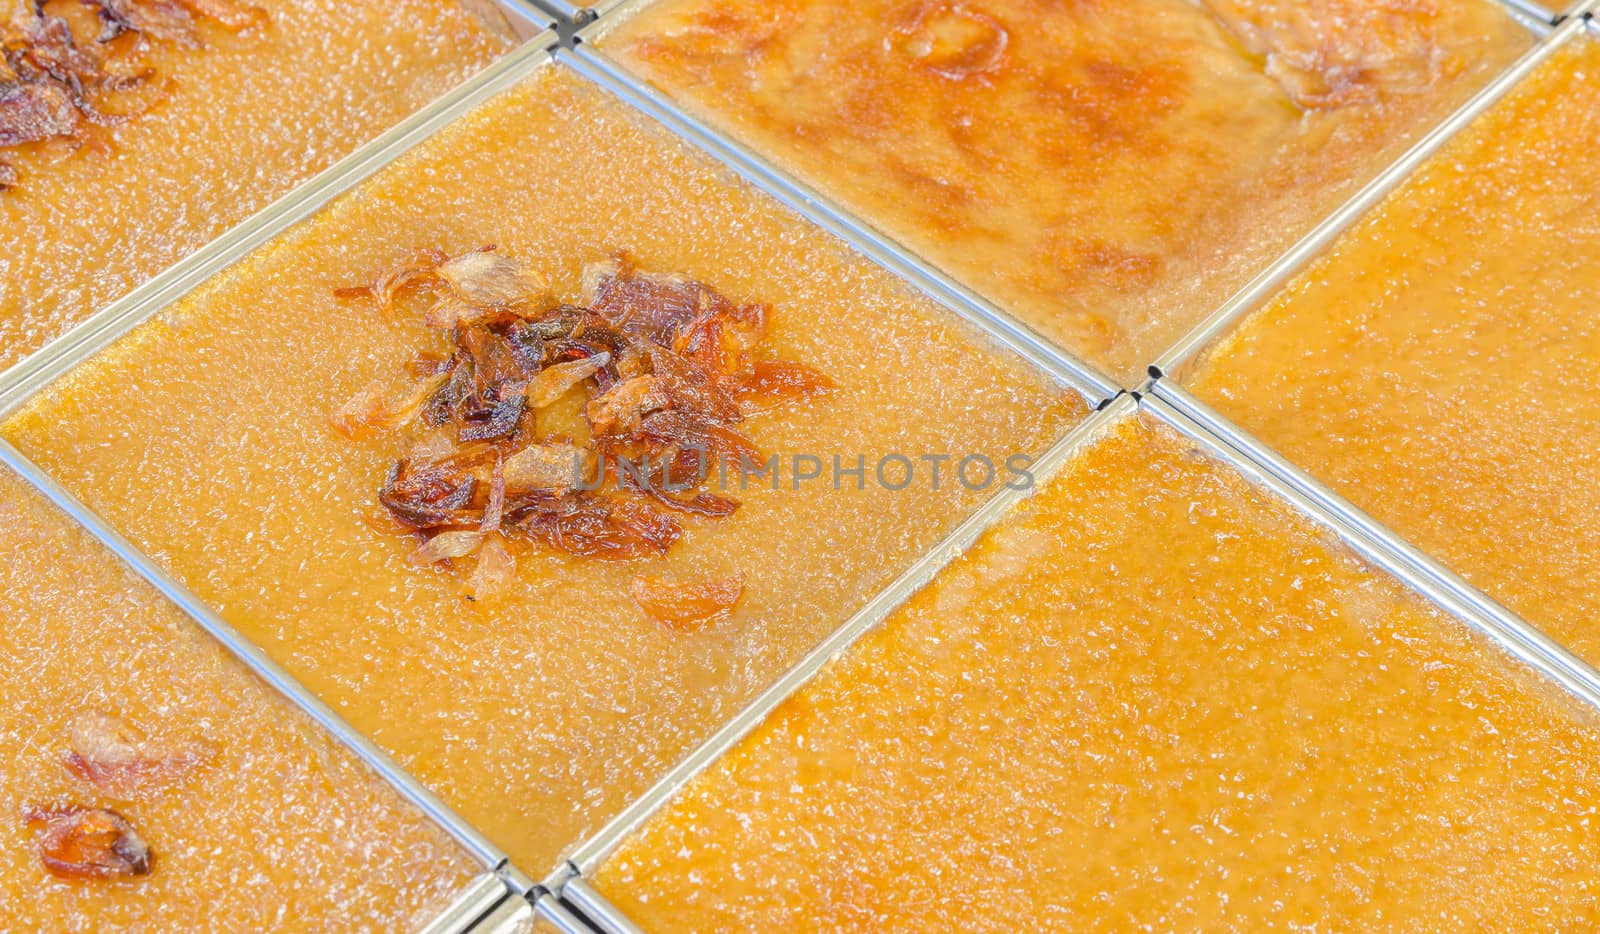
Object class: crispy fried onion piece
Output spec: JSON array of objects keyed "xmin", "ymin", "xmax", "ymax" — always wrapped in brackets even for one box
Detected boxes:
[
  {"xmin": 334, "ymin": 245, "xmax": 549, "ymax": 314},
  {"xmin": 630, "ymin": 573, "xmax": 745, "ymax": 630},
  {"xmin": 25, "ymin": 805, "xmax": 152, "ymax": 880},
  {"xmin": 1199, "ymin": 0, "xmax": 1445, "ymax": 110},
  {"xmin": 334, "ymin": 248, "xmax": 831, "ymax": 612},
  {"xmin": 0, "ymin": 0, "xmax": 266, "ymax": 189},
  {"xmin": 63, "ymin": 711, "xmax": 213, "ymax": 798}
]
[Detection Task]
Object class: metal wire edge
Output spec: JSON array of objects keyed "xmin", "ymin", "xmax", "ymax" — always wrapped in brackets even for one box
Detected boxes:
[
  {"xmin": 1493, "ymin": 0, "xmax": 1561, "ymax": 30},
  {"xmin": 518, "ymin": 0, "xmax": 590, "ymax": 29},
  {"xmin": 572, "ymin": 0, "xmax": 650, "ymax": 41},
  {"xmin": 1151, "ymin": 7, "xmax": 1590, "ymax": 382},
  {"xmin": 420, "ymin": 874, "xmax": 522, "ymax": 934},
  {"xmin": 560, "ymin": 879, "xmax": 648, "ymax": 934},
  {"xmin": 557, "ymin": 44, "xmax": 1120, "ymax": 407},
  {"xmin": 1144, "ymin": 380, "xmax": 1600, "ymax": 717},
  {"xmin": 535, "ymin": 890, "xmax": 609, "ymax": 934},
  {"xmin": 0, "ymin": 437, "xmax": 525, "ymax": 885},
  {"xmin": 540, "ymin": 395, "xmax": 1132, "ymax": 889},
  {"xmin": 485, "ymin": 0, "xmax": 564, "ymax": 36},
  {"xmin": 0, "ymin": 33, "xmax": 561, "ymax": 422}
]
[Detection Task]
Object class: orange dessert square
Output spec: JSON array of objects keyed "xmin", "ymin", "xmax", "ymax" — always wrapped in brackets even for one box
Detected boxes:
[
  {"xmin": 0, "ymin": 468, "xmax": 480, "ymax": 930},
  {"xmin": 2, "ymin": 65, "xmax": 1084, "ymax": 869},
  {"xmin": 592, "ymin": 412, "xmax": 1600, "ymax": 931},
  {"xmin": 0, "ymin": 0, "xmax": 518, "ymax": 369},
  {"xmin": 1188, "ymin": 39, "xmax": 1600, "ymax": 664},
  {"xmin": 598, "ymin": 0, "xmax": 1531, "ymax": 380}
]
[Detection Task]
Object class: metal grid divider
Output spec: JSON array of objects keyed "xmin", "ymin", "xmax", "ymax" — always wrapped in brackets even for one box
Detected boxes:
[
  {"xmin": 571, "ymin": 0, "xmax": 650, "ymax": 35},
  {"xmin": 560, "ymin": 878, "xmax": 647, "ymax": 934},
  {"xmin": 521, "ymin": 0, "xmax": 598, "ymax": 29},
  {"xmin": 535, "ymin": 891, "xmax": 612, "ymax": 933},
  {"xmin": 1151, "ymin": 4, "xmax": 1594, "ymax": 383},
  {"xmin": 480, "ymin": 0, "xmax": 570, "ymax": 36},
  {"xmin": 0, "ymin": 24, "xmax": 570, "ymax": 933},
  {"xmin": 556, "ymin": 42, "xmax": 1121, "ymax": 408},
  {"xmin": 1497, "ymin": 0, "xmax": 1563, "ymax": 29},
  {"xmin": 0, "ymin": 0, "xmax": 1591, "ymax": 929},
  {"xmin": 420, "ymin": 874, "xmax": 534, "ymax": 934}
]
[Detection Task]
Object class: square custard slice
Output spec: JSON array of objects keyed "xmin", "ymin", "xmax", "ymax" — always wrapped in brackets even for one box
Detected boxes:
[
  {"xmin": 1, "ymin": 65, "xmax": 1086, "ymax": 870},
  {"xmin": 1187, "ymin": 39, "xmax": 1600, "ymax": 665},
  {"xmin": 0, "ymin": 0, "xmax": 519, "ymax": 369},
  {"xmin": 597, "ymin": 0, "xmax": 1533, "ymax": 380},
  {"xmin": 0, "ymin": 468, "xmax": 480, "ymax": 929},
  {"xmin": 590, "ymin": 410, "xmax": 1600, "ymax": 931}
]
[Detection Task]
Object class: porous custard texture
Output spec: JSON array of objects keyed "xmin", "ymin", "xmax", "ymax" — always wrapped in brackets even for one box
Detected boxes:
[
  {"xmin": 1190, "ymin": 40, "xmax": 1600, "ymax": 664},
  {"xmin": 0, "ymin": 0, "xmax": 515, "ymax": 369},
  {"xmin": 593, "ymin": 414, "xmax": 1600, "ymax": 931},
  {"xmin": 0, "ymin": 470, "xmax": 479, "ymax": 931},
  {"xmin": 3, "ymin": 68, "xmax": 1083, "ymax": 869}
]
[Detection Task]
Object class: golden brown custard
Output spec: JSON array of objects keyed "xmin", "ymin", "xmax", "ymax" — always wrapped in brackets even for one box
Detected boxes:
[
  {"xmin": 593, "ymin": 414, "xmax": 1600, "ymax": 931},
  {"xmin": 0, "ymin": 0, "xmax": 515, "ymax": 371},
  {"xmin": 599, "ymin": 0, "xmax": 1531, "ymax": 381},
  {"xmin": 2, "ymin": 67, "xmax": 1083, "ymax": 870},
  {"xmin": 1190, "ymin": 40, "xmax": 1600, "ymax": 665},
  {"xmin": 0, "ymin": 470, "xmax": 478, "ymax": 929}
]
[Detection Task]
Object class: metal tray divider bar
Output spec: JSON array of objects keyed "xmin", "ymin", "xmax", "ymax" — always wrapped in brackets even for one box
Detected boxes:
[
  {"xmin": 481, "ymin": 0, "xmax": 565, "ymax": 37},
  {"xmin": 544, "ymin": 394, "xmax": 1134, "ymax": 890},
  {"xmin": 0, "ymin": 437, "xmax": 522, "ymax": 884},
  {"xmin": 560, "ymin": 879, "xmax": 647, "ymax": 934},
  {"xmin": 1143, "ymin": 381, "xmax": 1600, "ymax": 716},
  {"xmin": 420, "ymin": 873, "xmax": 522, "ymax": 934},
  {"xmin": 518, "ymin": 0, "xmax": 589, "ymax": 28},
  {"xmin": 575, "ymin": 0, "xmax": 654, "ymax": 40},
  {"xmin": 0, "ymin": 34, "xmax": 560, "ymax": 422},
  {"xmin": 1493, "ymin": 0, "xmax": 1561, "ymax": 29},
  {"xmin": 557, "ymin": 44, "xmax": 1120, "ymax": 407},
  {"xmin": 535, "ymin": 891, "xmax": 610, "ymax": 934},
  {"xmin": 1150, "ymin": 7, "xmax": 1591, "ymax": 383}
]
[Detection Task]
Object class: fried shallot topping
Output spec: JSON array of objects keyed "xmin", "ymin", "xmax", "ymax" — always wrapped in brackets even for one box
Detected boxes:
[
  {"xmin": 25, "ymin": 804, "xmax": 152, "ymax": 880},
  {"xmin": 333, "ymin": 247, "xmax": 833, "ymax": 615},
  {"xmin": 0, "ymin": 0, "xmax": 266, "ymax": 190},
  {"xmin": 63, "ymin": 710, "xmax": 214, "ymax": 798},
  {"xmin": 631, "ymin": 573, "xmax": 745, "ymax": 630}
]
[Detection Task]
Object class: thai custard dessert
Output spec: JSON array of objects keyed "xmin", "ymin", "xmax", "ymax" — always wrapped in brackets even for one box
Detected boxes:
[
  {"xmin": 0, "ymin": 469, "xmax": 480, "ymax": 930},
  {"xmin": 1188, "ymin": 40, "xmax": 1600, "ymax": 665},
  {"xmin": 1, "ymin": 67, "xmax": 1084, "ymax": 870},
  {"xmin": 598, "ymin": 0, "xmax": 1532, "ymax": 380},
  {"xmin": 591, "ymin": 413, "xmax": 1600, "ymax": 931},
  {"xmin": 0, "ymin": 0, "xmax": 518, "ymax": 369}
]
